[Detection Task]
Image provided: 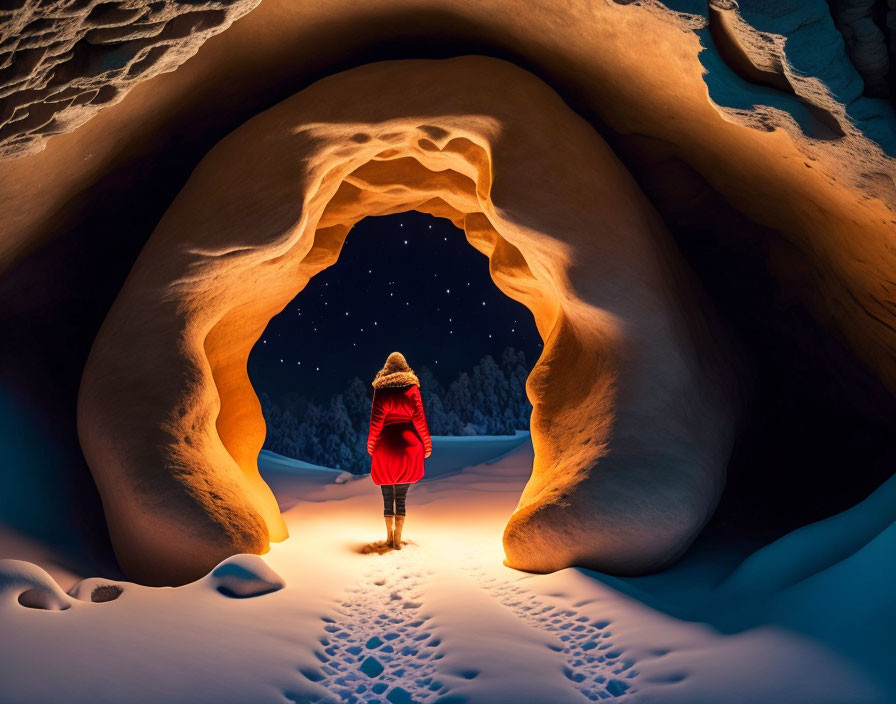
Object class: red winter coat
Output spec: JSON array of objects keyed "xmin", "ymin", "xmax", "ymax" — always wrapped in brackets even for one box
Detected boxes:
[{"xmin": 367, "ymin": 385, "xmax": 432, "ymax": 485}]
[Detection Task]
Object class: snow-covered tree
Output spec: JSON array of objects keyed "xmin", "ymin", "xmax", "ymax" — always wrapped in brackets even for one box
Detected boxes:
[
  {"xmin": 260, "ymin": 346, "xmax": 533, "ymax": 466},
  {"xmin": 417, "ymin": 365, "xmax": 447, "ymax": 400},
  {"xmin": 343, "ymin": 377, "xmax": 372, "ymax": 429},
  {"xmin": 444, "ymin": 371, "xmax": 473, "ymax": 423}
]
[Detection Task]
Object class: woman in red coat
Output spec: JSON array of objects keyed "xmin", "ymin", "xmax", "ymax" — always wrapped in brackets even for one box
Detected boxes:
[{"xmin": 367, "ymin": 351, "xmax": 432, "ymax": 549}]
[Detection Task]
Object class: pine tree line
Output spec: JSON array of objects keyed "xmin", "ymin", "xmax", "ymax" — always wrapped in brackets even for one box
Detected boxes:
[{"xmin": 259, "ymin": 347, "xmax": 532, "ymax": 472}]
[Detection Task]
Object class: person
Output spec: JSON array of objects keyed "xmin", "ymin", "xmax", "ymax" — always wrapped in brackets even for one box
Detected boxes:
[{"xmin": 367, "ymin": 351, "xmax": 432, "ymax": 549}]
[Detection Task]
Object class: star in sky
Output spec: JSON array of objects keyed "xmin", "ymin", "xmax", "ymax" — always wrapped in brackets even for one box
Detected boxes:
[{"xmin": 248, "ymin": 211, "xmax": 540, "ymax": 402}]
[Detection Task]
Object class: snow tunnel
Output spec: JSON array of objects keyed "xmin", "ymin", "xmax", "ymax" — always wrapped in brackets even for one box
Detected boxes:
[{"xmin": 77, "ymin": 56, "xmax": 740, "ymax": 586}]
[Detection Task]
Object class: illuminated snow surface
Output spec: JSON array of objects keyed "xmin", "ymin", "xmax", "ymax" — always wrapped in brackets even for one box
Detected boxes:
[{"xmin": 1, "ymin": 435, "xmax": 894, "ymax": 703}]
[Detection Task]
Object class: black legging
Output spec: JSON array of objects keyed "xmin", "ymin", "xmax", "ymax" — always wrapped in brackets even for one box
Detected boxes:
[{"xmin": 381, "ymin": 483, "xmax": 410, "ymax": 516}]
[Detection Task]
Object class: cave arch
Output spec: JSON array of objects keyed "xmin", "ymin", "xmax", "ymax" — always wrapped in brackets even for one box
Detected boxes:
[{"xmin": 77, "ymin": 56, "xmax": 739, "ymax": 586}]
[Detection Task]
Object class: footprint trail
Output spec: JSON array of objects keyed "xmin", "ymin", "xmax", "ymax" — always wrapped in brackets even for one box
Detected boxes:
[
  {"xmin": 303, "ymin": 560, "xmax": 451, "ymax": 703},
  {"xmin": 465, "ymin": 556, "xmax": 639, "ymax": 701}
]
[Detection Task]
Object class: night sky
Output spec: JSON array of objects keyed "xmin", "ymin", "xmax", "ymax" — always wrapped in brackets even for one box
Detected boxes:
[{"xmin": 248, "ymin": 211, "xmax": 542, "ymax": 403}]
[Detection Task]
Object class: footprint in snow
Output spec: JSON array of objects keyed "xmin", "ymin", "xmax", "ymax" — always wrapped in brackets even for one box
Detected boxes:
[
  {"xmin": 300, "ymin": 562, "xmax": 450, "ymax": 703},
  {"xmin": 464, "ymin": 557, "xmax": 639, "ymax": 701}
]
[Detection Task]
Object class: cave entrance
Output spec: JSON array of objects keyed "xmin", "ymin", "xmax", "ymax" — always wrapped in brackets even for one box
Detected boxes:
[
  {"xmin": 79, "ymin": 57, "xmax": 735, "ymax": 585},
  {"xmin": 203, "ymin": 144, "xmax": 566, "ymax": 527},
  {"xmin": 246, "ymin": 210, "xmax": 540, "ymax": 473}
]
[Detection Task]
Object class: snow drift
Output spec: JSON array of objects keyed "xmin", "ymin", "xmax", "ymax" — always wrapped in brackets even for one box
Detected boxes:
[{"xmin": 0, "ymin": 440, "xmax": 893, "ymax": 703}]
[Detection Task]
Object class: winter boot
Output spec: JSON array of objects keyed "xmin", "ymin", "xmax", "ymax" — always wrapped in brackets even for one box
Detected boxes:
[
  {"xmin": 393, "ymin": 515, "xmax": 405, "ymax": 549},
  {"xmin": 384, "ymin": 515, "xmax": 395, "ymax": 547}
]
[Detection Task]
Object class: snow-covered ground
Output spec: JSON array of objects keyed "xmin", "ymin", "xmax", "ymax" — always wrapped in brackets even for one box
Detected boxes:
[
  {"xmin": 259, "ymin": 431, "xmax": 531, "ymax": 512},
  {"xmin": 1, "ymin": 436, "xmax": 894, "ymax": 703}
]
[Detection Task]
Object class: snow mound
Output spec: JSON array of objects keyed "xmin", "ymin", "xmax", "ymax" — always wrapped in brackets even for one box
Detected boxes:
[
  {"xmin": 206, "ymin": 554, "xmax": 285, "ymax": 598},
  {"xmin": 769, "ymin": 518, "xmax": 896, "ymax": 695},
  {"xmin": 721, "ymin": 472, "xmax": 896, "ymax": 596},
  {"xmin": 0, "ymin": 559, "xmax": 71, "ymax": 611}
]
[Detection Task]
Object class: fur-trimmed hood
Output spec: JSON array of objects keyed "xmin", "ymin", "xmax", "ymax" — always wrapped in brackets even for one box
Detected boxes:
[{"xmin": 372, "ymin": 352, "xmax": 420, "ymax": 389}]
